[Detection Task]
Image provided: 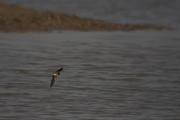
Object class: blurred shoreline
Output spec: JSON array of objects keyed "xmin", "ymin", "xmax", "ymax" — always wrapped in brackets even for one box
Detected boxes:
[{"xmin": 0, "ymin": 2, "xmax": 168, "ymax": 32}]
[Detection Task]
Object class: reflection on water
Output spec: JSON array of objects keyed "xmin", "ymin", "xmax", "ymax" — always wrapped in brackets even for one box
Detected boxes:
[{"xmin": 0, "ymin": 31, "xmax": 180, "ymax": 120}]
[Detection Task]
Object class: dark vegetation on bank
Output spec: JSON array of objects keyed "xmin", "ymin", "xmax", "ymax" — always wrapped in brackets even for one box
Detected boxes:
[{"xmin": 0, "ymin": 2, "xmax": 169, "ymax": 32}]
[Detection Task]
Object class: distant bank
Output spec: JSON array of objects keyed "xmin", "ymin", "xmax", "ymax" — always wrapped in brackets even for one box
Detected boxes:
[{"xmin": 0, "ymin": 2, "xmax": 168, "ymax": 32}]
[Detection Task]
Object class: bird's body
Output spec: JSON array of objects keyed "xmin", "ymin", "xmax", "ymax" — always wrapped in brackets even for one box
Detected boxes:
[{"xmin": 50, "ymin": 67, "xmax": 63, "ymax": 88}]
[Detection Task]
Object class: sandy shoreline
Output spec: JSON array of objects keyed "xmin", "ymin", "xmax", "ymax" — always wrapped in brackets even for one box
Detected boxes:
[{"xmin": 0, "ymin": 2, "xmax": 168, "ymax": 32}]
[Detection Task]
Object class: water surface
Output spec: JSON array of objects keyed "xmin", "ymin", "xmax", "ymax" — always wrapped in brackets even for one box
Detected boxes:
[{"xmin": 0, "ymin": 31, "xmax": 180, "ymax": 120}]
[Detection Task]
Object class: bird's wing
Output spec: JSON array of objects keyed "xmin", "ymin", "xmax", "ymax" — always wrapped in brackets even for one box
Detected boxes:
[
  {"xmin": 56, "ymin": 68, "xmax": 63, "ymax": 74},
  {"xmin": 50, "ymin": 76, "xmax": 56, "ymax": 88}
]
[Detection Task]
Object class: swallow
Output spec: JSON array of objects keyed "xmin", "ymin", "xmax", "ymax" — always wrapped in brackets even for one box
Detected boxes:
[{"xmin": 50, "ymin": 67, "xmax": 63, "ymax": 88}]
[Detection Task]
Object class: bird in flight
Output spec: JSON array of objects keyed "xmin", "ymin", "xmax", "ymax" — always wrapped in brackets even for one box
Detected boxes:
[{"xmin": 50, "ymin": 67, "xmax": 63, "ymax": 88}]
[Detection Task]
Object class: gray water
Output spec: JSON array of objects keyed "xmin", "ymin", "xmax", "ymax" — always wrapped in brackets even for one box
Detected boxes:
[
  {"xmin": 1, "ymin": 1, "xmax": 180, "ymax": 119},
  {"xmin": 0, "ymin": 31, "xmax": 180, "ymax": 120}
]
